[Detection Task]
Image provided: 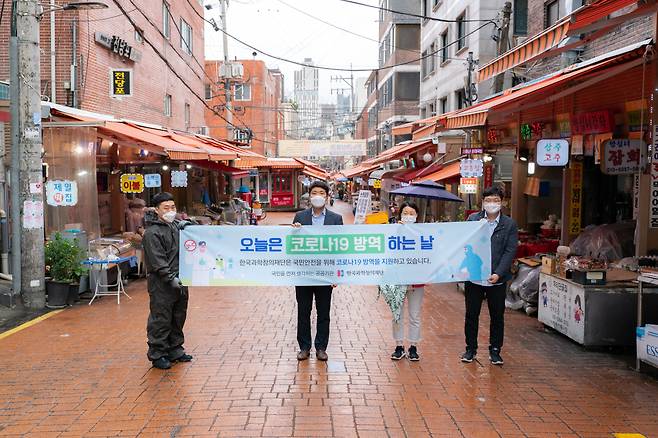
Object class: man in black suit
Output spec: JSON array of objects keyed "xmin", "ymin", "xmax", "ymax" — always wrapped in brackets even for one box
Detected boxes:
[
  {"xmin": 461, "ymin": 186, "xmax": 518, "ymax": 366},
  {"xmin": 292, "ymin": 181, "xmax": 344, "ymax": 361}
]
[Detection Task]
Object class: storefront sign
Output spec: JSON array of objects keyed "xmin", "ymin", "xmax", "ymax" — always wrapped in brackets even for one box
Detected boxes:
[
  {"xmin": 171, "ymin": 170, "xmax": 188, "ymax": 188},
  {"xmin": 601, "ymin": 139, "xmax": 644, "ymax": 175},
  {"xmin": 651, "ymin": 125, "xmax": 658, "ymax": 228},
  {"xmin": 571, "ymin": 135, "xmax": 584, "ymax": 155},
  {"xmin": 179, "ymin": 222, "xmax": 491, "ymax": 286},
  {"xmin": 537, "ymin": 139, "xmax": 569, "ymax": 166},
  {"xmin": 569, "ymin": 161, "xmax": 583, "ymax": 235},
  {"xmin": 373, "ymin": 179, "xmax": 382, "ymax": 189},
  {"xmin": 460, "ymin": 159, "xmax": 483, "ymax": 178},
  {"xmin": 144, "ymin": 173, "xmax": 162, "ymax": 188},
  {"xmin": 271, "ymin": 194, "xmax": 294, "ymax": 207},
  {"xmin": 354, "ymin": 190, "xmax": 372, "ymax": 224},
  {"xmin": 538, "ymin": 273, "xmax": 585, "ymax": 344},
  {"xmin": 461, "ymin": 147, "xmax": 484, "ymax": 155},
  {"xmin": 459, "ymin": 178, "xmax": 478, "ymax": 194},
  {"xmin": 571, "ymin": 111, "xmax": 613, "ymax": 135},
  {"xmin": 556, "ymin": 113, "xmax": 571, "ymax": 137},
  {"xmin": 23, "ymin": 200, "xmax": 43, "ymax": 230},
  {"xmin": 120, "ymin": 173, "xmax": 144, "ymax": 193},
  {"xmin": 110, "ymin": 69, "xmax": 132, "ymax": 97},
  {"xmin": 483, "ymin": 164, "xmax": 493, "ymax": 188},
  {"xmin": 633, "ymin": 173, "xmax": 640, "ymax": 220},
  {"xmin": 95, "ymin": 32, "xmax": 141, "ymax": 62},
  {"xmin": 626, "ymin": 99, "xmax": 647, "ymax": 133},
  {"xmin": 46, "ymin": 180, "xmax": 78, "ymax": 206}
]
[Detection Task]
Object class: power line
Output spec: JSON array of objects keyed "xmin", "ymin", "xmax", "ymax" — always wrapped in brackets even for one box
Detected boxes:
[
  {"xmin": 336, "ymin": 0, "xmax": 497, "ymax": 24},
  {"xmin": 274, "ymin": 0, "xmax": 419, "ymax": 53},
  {"xmin": 188, "ymin": 0, "xmax": 495, "ymax": 72}
]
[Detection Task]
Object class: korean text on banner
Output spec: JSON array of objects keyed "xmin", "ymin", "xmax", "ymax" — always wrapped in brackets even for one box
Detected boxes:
[{"xmin": 179, "ymin": 222, "xmax": 492, "ymax": 287}]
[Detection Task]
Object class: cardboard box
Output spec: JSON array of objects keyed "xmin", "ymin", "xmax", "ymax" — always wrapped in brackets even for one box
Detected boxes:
[
  {"xmin": 636, "ymin": 325, "xmax": 658, "ymax": 368},
  {"xmin": 541, "ymin": 256, "xmax": 557, "ymax": 274}
]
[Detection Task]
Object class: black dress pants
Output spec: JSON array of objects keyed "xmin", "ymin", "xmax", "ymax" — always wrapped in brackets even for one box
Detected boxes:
[
  {"xmin": 296, "ymin": 285, "xmax": 332, "ymax": 351},
  {"xmin": 147, "ymin": 277, "xmax": 188, "ymax": 361},
  {"xmin": 464, "ymin": 281, "xmax": 506, "ymax": 351}
]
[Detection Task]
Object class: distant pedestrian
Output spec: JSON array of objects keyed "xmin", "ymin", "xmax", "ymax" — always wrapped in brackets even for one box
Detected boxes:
[
  {"xmin": 292, "ymin": 181, "xmax": 344, "ymax": 362},
  {"xmin": 461, "ymin": 186, "xmax": 518, "ymax": 366},
  {"xmin": 143, "ymin": 192, "xmax": 194, "ymax": 370},
  {"xmin": 389, "ymin": 202, "xmax": 424, "ymax": 362}
]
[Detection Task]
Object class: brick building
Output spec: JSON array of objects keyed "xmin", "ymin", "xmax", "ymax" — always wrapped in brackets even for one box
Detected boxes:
[
  {"xmin": 204, "ymin": 59, "xmax": 284, "ymax": 157},
  {"xmin": 0, "ymin": 0, "xmax": 206, "ymax": 131}
]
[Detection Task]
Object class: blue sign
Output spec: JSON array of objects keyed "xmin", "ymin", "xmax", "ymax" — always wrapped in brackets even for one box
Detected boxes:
[{"xmin": 144, "ymin": 173, "xmax": 161, "ymax": 188}]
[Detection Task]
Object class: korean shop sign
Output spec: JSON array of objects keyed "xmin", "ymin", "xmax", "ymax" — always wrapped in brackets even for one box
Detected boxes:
[
  {"xmin": 537, "ymin": 139, "xmax": 569, "ymax": 166},
  {"xmin": 601, "ymin": 139, "xmax": 644, "ymax": 175},
  {"xmin": 120, "ymin": 173, "xmax": 144, "ymax": 193},
  {"xmin": 95, "ymin": 32, "xmax": 141, "ymax": 62},
  {"xmin": 46, "ymin": 180, "xmax": 78, "ymax": 207},
  {"xmin": 651, "ymin": 125, "xmax": 658, "ymax": 228},
  {"xmin": 110, "ymin": 69, "xmax": 132, "ymax": 97},
  {"xmin": 459, "ymin": 178, "xmax": 478, "ymax": 194},
  {"xmin": 460, "ymin": 159, "xmax": 484, "ymax": 178},
  {"xmin": 571, "ymin": 111, "xmax": 613, "ymax": 135},
  {"xmin": 569, "ymin": 161, "xmax": 583, "ymax": 235},
  {"xmin": 144, "ymin": 173, "xmax": 162, "ymax": 188}
]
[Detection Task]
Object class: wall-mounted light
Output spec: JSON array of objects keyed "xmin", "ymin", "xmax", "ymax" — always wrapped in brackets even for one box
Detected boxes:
[
  {"xmin": 520, "ymin": 156, "xmax": 528, "ymax": 162},
  {"xmin": 483, "ymin": 154, "xmax": 493, "ymax": 162},
  {"xmin": 162, "ymin": 165, "xmax": 169, "ymax": 171},
  {"xmin": 528, "ymin": 162, "xmax": 536, "ymax": 175},
  {"xmin": 423, "ymin": 152, "xmax": 433, "ymax": 163},
  {"xmin": 186, "ymin": 164, "xmax": 192, "ymax": 170},
  {"xmin": 77, "ymin": 170, "xmax": 88, "ymax": 177}
]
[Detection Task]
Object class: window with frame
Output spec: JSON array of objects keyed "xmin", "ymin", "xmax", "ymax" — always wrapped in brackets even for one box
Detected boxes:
[
  {"xmin": 162, "ymin": 2, "xmax": 171, "ymax": 39},
  {"xmin": 273, "ymin": 172, "xmax": 292, "ymax": 193},
  {"xmin": 456, "ymin": 89, "xmax": 467, "ymax": 109},
  {"xmin": 545, "ymin": 0, "xmax": 559, "ymax": 28},
  {"xmin": 204, "ymin": 84, "xmax": 212, "ymax": 100},
  {"xmin": 513, "ymin": 0, "xmax": 528, "ymax": 35},
  {"xmin": 233, "ymin": 129, "xmax": 252, "ymax": 144},
  {"xmin": 184, "ymin": 103, "xmax": 190, "ymax": 129},
  {"xmin": 164, "ymin": 94, "xmax": 172, "ymax": 116},
  {"xmin": 456, "ymin": 12, "xmax": 466, "ymax": 51},
  {"xmin": 234, "ymin": 83, "xmax": 251, "ymax": 101},
  {"xmin": 422, "ymin": 0, "xmax": 432, "ymax": 19},
  {"xmin": 433, "ymin": 0, "xmax": 440, "ymax": 8},
  {"xmin": 379, "ymin": 77, "xmax": 393, "ymax": 107},
  {"xmin": 428, "ymin": 41, "xmax": 436, "ymax": 74},
  {"xmin": 439, "ymin": 96, "xmax": 448, "ymax": 114},
  {"xmin": 440, "ymin": 30, "xmax": 449, "ymax": 64},
  {"xmin": 429, "ymin": 102, "xmax": 436, "ymax": 117},
  {"xmin": 180, "ymin": 18, "xmax": 193, "ymax": 55},
  {"xmin": 134, "ymin": 27, "xmax": 144, "ymax": 43},
  {"xmin": 421, "ymin": 49, "xmax": 429, "ymax": 78}
]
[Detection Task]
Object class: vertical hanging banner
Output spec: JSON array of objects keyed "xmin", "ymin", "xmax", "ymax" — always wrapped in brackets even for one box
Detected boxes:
[
  {"xmin": 633, "ymin": 173, "xmax": 640, "ymax": 220},
  {"xmin": 353, "ymin": 190, "xmax": 372, "ymax": 224},
  {"xmin": 483, "ymin": 164, "xmax": 494, "ymax": 188},
  {"xmin": 179, "ymin": 222, "xmax": 492, "ymax": 287},
  {"xmin": 651, "ymin": 125, "xmax": 658, "ymax": 228},
  {"xmin": 569, "ymin": 161, "xmax": 583, "ymax": 235}
]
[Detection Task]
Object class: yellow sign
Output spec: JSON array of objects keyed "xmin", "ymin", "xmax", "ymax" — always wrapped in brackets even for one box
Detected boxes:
[
  {"xmin": 373, "ymin": 179, "xmax": 382, "ymax": 189},
  {"xmin": 569, "ymin": 161, "xmax": 583, "ymax": 235},
  {"xmin": 365, "ymin": 212, "xmax": 389, "ymax": 224},
  {"xmin": 111, "ymin": 69, "xmax": 132, "ymax": 97},
  {"xmin": 120, "ymin": 173, "xmax": 144, "ymax": 193}
]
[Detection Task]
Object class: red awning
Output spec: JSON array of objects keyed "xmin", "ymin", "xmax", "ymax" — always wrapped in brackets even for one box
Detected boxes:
[
  {"xmin": 415, "ymin": 161, "xmax": 461, "ymax": 184},
  {"xmin": 189, "ymin": 160, "xmax": 250, "ymax": 179},
  {"xmin": 368, "ymin": 140, "xmax": 434, "ymax": 166},
  {"xmin": 393, "ymin": 162, "xmax": 443, "ymax": 182},
  {"xmin": 234, "ymin": 158, "xmax": 304, "ymax": 169},
  {"xmin": 477, "ymin": 0, "xmax": 657, "ymax": 83},
  {"xmin": 448, "ymin": 40, "xmax": 650, "ymax": 129},
  {"xmin": 302, "ymin": 167, "xmax": 328, "ymax": 181},
  {"xmin": 342, "ymin": 162, "xmax": 381, "ymax": 178}
]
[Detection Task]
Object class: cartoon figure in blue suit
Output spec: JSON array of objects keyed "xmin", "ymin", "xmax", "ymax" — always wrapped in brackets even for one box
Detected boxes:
[{"xmin": 459, "ymin": 245, "xmax": 484, "ymax": 281}]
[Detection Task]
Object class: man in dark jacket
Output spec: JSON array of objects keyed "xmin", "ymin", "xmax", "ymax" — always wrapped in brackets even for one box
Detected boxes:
[
  {"xmin": 461, "ymin": 186, "xmax": 518, "ymax": 366},
  {"xmin": 292, "ymin": 181, "xmax": 344, "ymax": 362},
  {"xmin": 143, "ymin": 192, "xmax": 193, "ymax": 370}
]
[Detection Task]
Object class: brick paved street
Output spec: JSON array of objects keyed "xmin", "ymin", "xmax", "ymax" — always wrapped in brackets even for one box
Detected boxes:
[{"xmin": 1, "ymin": 203, "xmax": 658, "ymax": 437}]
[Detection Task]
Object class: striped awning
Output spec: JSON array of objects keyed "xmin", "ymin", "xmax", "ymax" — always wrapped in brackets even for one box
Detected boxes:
[
  {"xmin": 416, "ymin": 161, "xmax": 461, "ymax": 184},
  {"xmin": 478, "ymin": 17, "xmax": 571, "ymax": 83},
  {"xmin": 477, "ymin": 0, "xmax": 657, "ymax": 83},
  {"xmin": 445, "ymin": 111, "xmax": 488, "ymax": 130}
]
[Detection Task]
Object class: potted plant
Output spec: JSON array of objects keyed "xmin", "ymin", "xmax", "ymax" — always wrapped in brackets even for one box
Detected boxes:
[{"xmin": 45, "ymin": 234, "xmax": 87, "ymax": 308}]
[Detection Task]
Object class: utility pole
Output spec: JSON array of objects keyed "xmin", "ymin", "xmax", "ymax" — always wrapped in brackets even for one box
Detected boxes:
[
  {"xmin": 10, "ymin": 0, "xmax": 46, "ymax": 308},
  {"xmin": 220, "ymin": 0, "xmax": 232, "ymax": 135},
  {"xmin": 494, "ymin": 2, "xmax": 512, "ymax": 94}
]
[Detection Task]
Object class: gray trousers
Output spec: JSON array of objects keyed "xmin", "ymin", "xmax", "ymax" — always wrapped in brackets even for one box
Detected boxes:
[{"xmin": 392, "ymin": 286, "xmax": 424, "ymax": 344}]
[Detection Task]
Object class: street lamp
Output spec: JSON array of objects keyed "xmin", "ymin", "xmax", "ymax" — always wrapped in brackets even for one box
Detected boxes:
[{"xmin": 36, "ymin": 1, "xmax": 107, "ymax": 18}]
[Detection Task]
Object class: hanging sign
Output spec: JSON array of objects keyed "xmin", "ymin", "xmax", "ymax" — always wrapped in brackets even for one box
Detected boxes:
[
  {"xmin": 373, "ymin": 179, "xmax": 382, "ymax": 189},
  {"xmin": 461, "ymin": 147, "xmax": 484, "ymax": 155},
  {"xmin": 537, "ymin": 139, "xmax": 569, "ymax": 166},
  {"xmin": 144, "ymin": 173, "xmax": 162, "ymax": 188},
  {"xmin": 46, "ymin": 180, "xmax": 78, "ymax": 206},
  {"xmin": 95, "ymin": 32, "xmax": 141, "ymax": 62},
  {"xmin": 120, "ymin": 173, "xmax": 144, "ymax": 193},
  {"xmin": 601, "ymin": 139, "xmax": 644, "ymax": 175},
  {"xmin": 571, "ymin": 111, "xmax": 614, "ymax": 135},
  {"xmin": 354, "ymin": 190, "xmax": 372, "ymax": 224},
  {"xmin": 460, "ymin": 159, "xmax": 484, "ymax": 178},
  {"xmin": 569, "ymin": 161, "xmax": 583, "ymax": 235},
  {"xmin": 171, "ymin": 170, "xmax": 188, "ymax": 188},
  {"xmin": 633, "ymin": 173, "xmax": 640, "ymax": 220},
  {"xmin": 459, "ymin": 178, "xmax": 478, "ymax": 194},
  {"xmin": 651, "ymin": 125, "xmax": 658, "ymax": 228},
  {"xmin": 483, "ymin": 164, "xmax": 494, "ymax": 188},
  {"xmin": 110, "ymin": 69, "xmax": 132, "ymax": 97}
]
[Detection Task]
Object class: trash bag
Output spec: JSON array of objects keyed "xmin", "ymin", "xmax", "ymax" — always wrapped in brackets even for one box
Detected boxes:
[
  {"xmin": 569, "ymin": 222, "xmax": 635, "ymax": 261},
  {"xmin": 377, "ymin": 285, "xmax": 407, "ymax": 323},
  {"xmin": 509, "ymin": 265, "xmax": 540, "ymax": 308}
]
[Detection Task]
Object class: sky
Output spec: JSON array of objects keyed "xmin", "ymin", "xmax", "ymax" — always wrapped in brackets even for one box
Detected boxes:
[{"xmin": 203, "ymin": 0, "xmax": 380, "ymax": 104}]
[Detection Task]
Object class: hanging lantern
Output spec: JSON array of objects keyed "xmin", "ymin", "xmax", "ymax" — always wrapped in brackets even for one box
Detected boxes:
[
  {"xmin": 423, "ymin": 152, "xmax": 433, "ymax": 163},
  {"xmin": 487, "ymin": 129, "xmax": 499, "ymax": 144}
]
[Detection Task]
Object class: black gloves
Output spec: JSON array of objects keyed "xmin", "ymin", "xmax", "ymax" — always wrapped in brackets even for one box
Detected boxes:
[
  {"xmin": 178, "ymin": 220, "xmax": 194, "ymax": 230},
  {"xmin": 169, "ymin": 277, "xmax": 182, "ymax": 292}
]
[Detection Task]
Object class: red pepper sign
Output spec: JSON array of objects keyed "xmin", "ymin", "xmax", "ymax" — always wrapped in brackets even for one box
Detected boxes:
[
  {"xmin": 601, "ymin": 139, "xmax": 644, "ymax": 175},
  {"xmin": 571, "ymin": 111, "xmax": 613, "ymax": 135},
  {"xmin": 120, "ymin": 173, "xmax": 144, "ymax": 193}
]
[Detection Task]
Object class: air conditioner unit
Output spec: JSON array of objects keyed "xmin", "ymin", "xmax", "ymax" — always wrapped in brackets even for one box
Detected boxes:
[
  {"xmin": 198, "ymin": 126, "xmax": 209, "ymax": 136},
  {"xmin": 231, "ymin": 63, "xmax": 244, "ymax": 78}
]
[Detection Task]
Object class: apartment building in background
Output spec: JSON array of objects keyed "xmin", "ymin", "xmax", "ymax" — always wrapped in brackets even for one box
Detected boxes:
[
  {"xmin": 204, "ymin": 59, "xmax": 285, "ymax": 157},
  {"xmin": 293, "ymin": 59, "xmax": 320, "ymax": 138},
  {"xmin": 0, "ymin": 0, "xmax": 206, "ymax": 131}
]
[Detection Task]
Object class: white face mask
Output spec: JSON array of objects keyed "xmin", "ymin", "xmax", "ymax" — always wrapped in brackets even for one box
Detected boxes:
[
  {"xmin": 483, "ymin": 203, "xmax": 501, "ymax": 215},
  {"xmin": 162, "ymin": 211, "xmax": 177, "ymax": 223},
  {"xmin": 310, "ymin": 196, "xmax": 326, "ymax": 209},
  {"xmin": 401, "ymin": 215, "xmax": 417, "ymax": 224}
]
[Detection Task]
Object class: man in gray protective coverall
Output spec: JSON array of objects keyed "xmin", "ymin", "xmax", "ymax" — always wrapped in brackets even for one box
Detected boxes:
[{"xmin": 143, "ymin": 192, "xmax": 194, "ymax": 370}]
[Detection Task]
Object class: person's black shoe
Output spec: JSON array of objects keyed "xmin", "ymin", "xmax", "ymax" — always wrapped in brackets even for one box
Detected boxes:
[
  {"xmin": 152, "ymin": 357, "xmax": 172, "ymax": 370},
  {"xmin": 408, "ymin": 345, "xmax": 420, "ymax": 361},
  {"xmin": 391, "ymin": 346, "xmax": 406, "ymax": 360},
  {"xmin": 489, "ymin": 349, "xmax": 504, "ymax": 365},
  {"xmin": 171, "ymin": 353, "xmax": 193, "ymax": 363},
  {"xmin": 460, "ymin": 349, "xmax": 477, "ymax": 363}
]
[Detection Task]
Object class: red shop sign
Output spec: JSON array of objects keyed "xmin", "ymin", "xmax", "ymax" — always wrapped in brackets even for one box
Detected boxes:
[
  {"xmin": 571, "ymin": 111, "xmax": 613, "ymax": 135},
  {"xmin": 271, "ymin": 194, "xmax": 294, "ymax": 207},
  {"xmin": 483, "ymin": 164, "xmax": 494, "ymax": 188}
]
